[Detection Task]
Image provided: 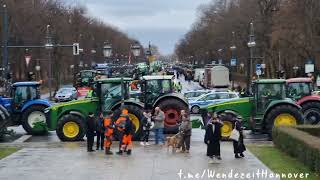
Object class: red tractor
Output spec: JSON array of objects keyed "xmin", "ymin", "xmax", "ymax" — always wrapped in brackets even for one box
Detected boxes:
[{"xmin": 287, "ymin": 78, "xmax": 320, "ymax": 124}]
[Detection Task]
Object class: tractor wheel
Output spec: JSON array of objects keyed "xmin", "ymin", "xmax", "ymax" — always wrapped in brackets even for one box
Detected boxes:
[
  {"xmin": 56, "ymin": 114, "xmax": 86, "ymax": 141},
  {"xmin": 219, "ymin": 112, "xmax": 236, "ymax": 139},
  {"xmin": 22, "ymin": 105, "xmax": 48, "ymax": 135},
  {"xmin": 157, "ymin": 99, "xmax": 188, "ymax": 133},
  {"xmin": 191, "ymin": 105, "xmax": 200, "ymax": 114},
  {"xmin": 0, "ymin": 105, "xmax": 10, "ymax": 139},
  {"xmin": 302, "ymin": 102, "xmax": 320, "ymax": 125},
  {"xmin": 113, "ymin": 105, "xmax": 144, "ymax": 141},
  {"xmin": 265, "ymin": 105, "xmax": 304, "ymax": 139}
]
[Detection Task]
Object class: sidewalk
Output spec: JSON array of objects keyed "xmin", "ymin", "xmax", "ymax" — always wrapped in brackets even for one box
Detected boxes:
[{"xmin": 0, "ymin": 141, "xmax": 278, "ymax": 180}]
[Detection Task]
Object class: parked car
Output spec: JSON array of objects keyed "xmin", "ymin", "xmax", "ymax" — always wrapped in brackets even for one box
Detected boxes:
[
  {"xmin": 54, "ymin": 87, "xmax": 78, "ymax": 102},
  {"xmin": 188, "ymin": 91, "xmax": 239, "ymax": 114},
  {"xmin": 184, "ymin": 90, "xmax": 211, "ymax": 101}
]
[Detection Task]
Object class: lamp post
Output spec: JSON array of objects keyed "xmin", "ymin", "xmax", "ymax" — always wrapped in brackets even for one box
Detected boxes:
[
  {"xmin": 247, "ymin": 22, "xmax": 256, "ymax": 93},
  {"xmin": 218, "ymin": 49, "xmax": 223, "ymax": 64},
  {"xmin": 44, "ymin": 25, "xmax": 54, "ymax": 100},
  {"xmin": 103, "ymin": 42, "xmax": 112, "ymax": 63},
  {"xmin": 293, "ymin": 65, "xmax": 299, "ymax": 78},
  {"xmin": 230, "ymin": 31, "xmax": 237, "ymax": 89}
]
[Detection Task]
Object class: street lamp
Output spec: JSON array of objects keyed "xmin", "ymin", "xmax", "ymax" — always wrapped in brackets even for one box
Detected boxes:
[
  {"xmin": 293, "ymin": 65, "xmax": 299, "ymax": 77},
  {"xmin": 247, "ymin": 22, "xmax": 256, "ymax": 94},
  {"xmin": 103, "ymin": 42, "xmax": 112, "ymax": 58},
  {"xmin": 131, "ymin": 42, "xmax": 141, "ymax": 57}
]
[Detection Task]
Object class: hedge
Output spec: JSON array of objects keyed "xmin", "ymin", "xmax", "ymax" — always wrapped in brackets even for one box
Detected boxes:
[
  {"xmin": 272, "ymin": 126, "xmax": 320, "ymax": 173},
  {"xmin": 296, "ymin": 125, "xmax": 320, "ymax": 138}
]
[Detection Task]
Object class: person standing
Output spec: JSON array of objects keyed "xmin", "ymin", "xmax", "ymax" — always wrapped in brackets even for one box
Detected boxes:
[
  {"xmin": 177, "ymin": 82, "xmax": 182, "ymax": 93},
  {"xmin": 153, "ymin": 107, "xmax": 165, "ymax": 145},
  {"xmin": 86, "ymin": 112, "xmax": 96, "ymax": 152},
  {"xmin": 96, "ymin": 113, "xmax": 105, "ymax": 150},
  {"xmin": 140, "ymin": 110, "xmax": 153, "ymax": 146},
  {"xmin": 204, "ymin": 114, "xmax": 223, "ymax": 163},
  {"xmin": 104, "ymin": 110, "xmax": 114, "ymax": 155},
  {"xmin": 118, "ymin": 115, "xmax": 135, "ymax": 155},
  {"xmin": 115, "ymin": 109, "xmax": 129, "ymax": 154},
  {"xmin": 233, "ymin": 118, "xmax": 246, "ymax": 158},
  {"xmin": 179, "ymin": 110, "xmax": 192, "ymax": 153}
]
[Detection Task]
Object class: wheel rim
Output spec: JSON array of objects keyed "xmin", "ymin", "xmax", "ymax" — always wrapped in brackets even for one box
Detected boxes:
[
  {"xmin": 128, "ymin": 113, "xmax": 140, "ymax": 133},
  {"xmin": 274, "ymin": 113, "xmax": 297, "ymax": 126},
  {"xmin": 164, "ymin": 109, "xmax": 179, "ymax": 126},
  {"xmin": 192, "ymin": 106, "xmax": 199, "ymax": 114},
  {"xmin": 63, "ymin": 122, "xmax": 80, "ymax": 138},
  {"xmin": 221, "ymin": 121, "xmax": 233, "ymax": 137},
  {"xmin": 27, "ymin": 111, "xmax": 46, "ymax": 128},
  {"xmin": 304, "ymin": 109, "xmax": 320, "ymax": 125}
]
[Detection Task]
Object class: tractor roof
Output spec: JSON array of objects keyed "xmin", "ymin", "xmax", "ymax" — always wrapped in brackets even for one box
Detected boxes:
[
  {"xmin": 12, "ymin": 81, "xmax": 40, "ymax": 87},
  {"xmin": 96, "ymin": 77, "xmax": 133, "ymax": 83},
  {"xmin": 254, "ymin": 79, "xmax": 286, "ymax": 84},
  {"xmin": 142, "ymin": 75, "xmax": 174, "ymax": 80},
  {"xmin": 286, "ymin": 78, "xmax": 312, "ymax": 83}
]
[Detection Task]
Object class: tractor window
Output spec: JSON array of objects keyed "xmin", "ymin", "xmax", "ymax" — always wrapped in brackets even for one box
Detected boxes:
[
  {"xmin": 257, "ymin": 83, "xmax": 285, "ymax": 113},
  {"xmin": 14, "ymin": 86, "xmax": 39, "ymax": 104},
  {"xmin": 162, "ymin": 80, "xmax": 172, "ymax": 93},
  {"xmin": 287, "ymin": 83, "xmax": 311, "ymax": 99},
  {"xmin": 101, "ymin": 83, "xmax": 122, "ymax": 100}
]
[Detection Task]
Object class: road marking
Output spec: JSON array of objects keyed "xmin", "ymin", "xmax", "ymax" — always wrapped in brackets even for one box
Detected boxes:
[{"xmin": 13, "ymin": 135, "xmax": 32, "ymax": 143}]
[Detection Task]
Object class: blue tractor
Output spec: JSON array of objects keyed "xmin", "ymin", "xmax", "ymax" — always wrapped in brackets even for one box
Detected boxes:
[{"xmin": 0, "ymin": 81, "xmax": 51, "ymax": 137}]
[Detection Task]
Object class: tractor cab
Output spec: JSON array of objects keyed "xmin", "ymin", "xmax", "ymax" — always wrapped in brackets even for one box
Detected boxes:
[
  {"xmin": 11, "ymin": 82, "xmax": 41, "ymax": 111},
  {"xmin": 253, "ymin": 79, "xmax": 286, "ymax": 115},
  {"xmin": 76, "ymin": 70, "xmax": 96, "ymax": 87},
  {"xmin": 95, "ymin": 77, "xmax": 132, "ymax": 111},
  {"xmin": 141, "ymin": 75, "xmax": 174, "ymax": 108},
  {"xmin": 286, "ymin": 78, "xmax": 313, "ymax": 101}
]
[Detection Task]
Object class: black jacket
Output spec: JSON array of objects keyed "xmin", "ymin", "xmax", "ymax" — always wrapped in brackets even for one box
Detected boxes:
[
  {"xmin": 204, "ymin": 122, "xmax": 222, "ymax": 143},
  {"xmin": 86, "ymin": 116, "xmax": 96, "ymax": 135}
]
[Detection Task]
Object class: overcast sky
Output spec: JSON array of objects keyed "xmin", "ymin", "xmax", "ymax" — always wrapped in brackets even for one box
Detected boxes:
[{"xmin": 64, "ymin": 0, "xmax": 212, "ymax": 55}]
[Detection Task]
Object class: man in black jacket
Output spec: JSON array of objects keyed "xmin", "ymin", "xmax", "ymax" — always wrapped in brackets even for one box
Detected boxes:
[{"xmin": 86, "ymin": 112, "xmax": 96, "ymax": 152}]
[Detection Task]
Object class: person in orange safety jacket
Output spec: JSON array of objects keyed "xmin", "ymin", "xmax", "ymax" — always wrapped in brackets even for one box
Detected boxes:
[
  {"xmin": 115, "ymin": 108, "xmax": 129, "ymax": 154},
  {"xmin": 117, "ymin": 112, "xmax": 135, "ymax": 155},
  {"xmin": 103, "ymin": 110, "xmax": 114, "ymax": 155}
]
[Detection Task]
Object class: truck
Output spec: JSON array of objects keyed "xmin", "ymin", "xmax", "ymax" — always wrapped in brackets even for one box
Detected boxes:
[
  {"xmin": 45, "ymin": 75, "xmax": 188, "ymax": 141},
  {"xmin": 194, "ymin": 68, "xmax": 205, "ymax": 82},
  {"xmin": 203, "ymin": 65, "xmax": 229, "ymax": 89},
  {"xmin": 202, "ymin": 79, "xmax": 304, "ymax": 139},
  {"xmin": 0, "ymin": 81, "xmax": 51, "ymax": 138}
]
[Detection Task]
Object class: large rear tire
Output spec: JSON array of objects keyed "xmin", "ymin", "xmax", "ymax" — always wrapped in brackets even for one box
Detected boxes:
[
  {"xmin": 0, "ymin": 105, "xmax": 10, "ymax": 139},
  {"xmin": 301, "ymin": 102, "xmax": 320, "ymax": 125},
  {"xmin": 56, "ymin": 114, "xmax": 86, "ymax": 141},
  {"xmin": 113, "ymin": 105, "xmax": 144, "ymax": 141},
  {"xmin": 22, "ymin": 105, "xmax": 48, "ymax": 135},
  {"xmin": 265, "ymin": 105, "xmax": 304, "ymax": 139},
  {"xmin": 157, "ymin": 98, "xmax": 188, "ymax": 133}
]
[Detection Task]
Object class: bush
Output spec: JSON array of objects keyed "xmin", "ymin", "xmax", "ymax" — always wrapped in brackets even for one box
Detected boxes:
[
  {"xmin": 296, "ymin": 125, "xmax": 320, "ymax": 138},
  {"xmin": 272, "ymin": 126, "xmax": 320, "ymax": 173}
]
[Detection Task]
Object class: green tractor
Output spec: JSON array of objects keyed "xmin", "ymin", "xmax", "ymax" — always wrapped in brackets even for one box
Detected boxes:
[
  {"xmin": 46, "ymin": 75, "xmax": 188, "ymax": 141},
  {"xmin": 202, "ymin": 79, "xmax": 304, "ymax": 138}
]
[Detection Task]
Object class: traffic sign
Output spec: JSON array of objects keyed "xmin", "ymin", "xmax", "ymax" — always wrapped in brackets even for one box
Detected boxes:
[
  {"xmin": 256, "ymin": 69, "xmax": 262, "ymax": 76},
  {"xmin": 256, "ymin": 64, "xmax": 261, "ymax": 70},
  {"xmin": 230, "ymin": 58, "xmax": 237, "ymax": 66}
]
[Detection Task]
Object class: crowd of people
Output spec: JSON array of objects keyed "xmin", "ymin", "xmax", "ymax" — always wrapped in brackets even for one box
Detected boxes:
[{"xmin": 85, "ymin": 106, "xmax": 246, "ymax": 164}]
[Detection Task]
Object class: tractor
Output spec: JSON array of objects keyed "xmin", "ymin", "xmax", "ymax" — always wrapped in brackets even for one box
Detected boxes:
[
  {"xmin": 75, "ymin": 70, "xmax": 97, "ymax": 96},
  {"xmin": 46, "ymin": 75, "xmax": 188, "ymax": 141},
  {"xmin": 0, "ymin": 81, "xmax": 51, "ymax": 137},
  {"xmin": 201, "ymin": 79, "xmax": 304, "ymax": 138},
  {"xmin": 287, "ymin": 78, "xmax": 320, "ymax": 125}
]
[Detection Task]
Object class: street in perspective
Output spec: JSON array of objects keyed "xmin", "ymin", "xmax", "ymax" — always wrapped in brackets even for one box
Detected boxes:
[{"xmin": 0, "ymin": 0, "xmax": 320, "ymax": 180}]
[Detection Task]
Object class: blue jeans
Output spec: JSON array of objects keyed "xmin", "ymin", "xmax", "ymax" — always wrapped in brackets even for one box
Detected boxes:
[{"xmin": 154, "ymin": 128, "xmax": 164, "ymax": 144}]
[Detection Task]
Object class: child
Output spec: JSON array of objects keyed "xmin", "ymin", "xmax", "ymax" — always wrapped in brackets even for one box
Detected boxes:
[
  {"xmin": 140, "ymin": 110, "xmax": 153, "ymax": 146},
  {"xmin": 204, "ymin": 113, "xmax": 223, "ymax": 163}
]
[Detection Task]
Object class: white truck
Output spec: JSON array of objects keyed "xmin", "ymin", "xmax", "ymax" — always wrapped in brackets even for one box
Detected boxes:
[
  {"xmin": 203, "ymin": 65, "xmax": 229, "ymax": 88},
  {"xmin": 194, "ymin": 68, "xmax": 205, "ymax": 82}
]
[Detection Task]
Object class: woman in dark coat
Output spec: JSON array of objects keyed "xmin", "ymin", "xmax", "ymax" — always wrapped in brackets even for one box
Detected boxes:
[
  {"xmin": 233, "ymin": 118, "xmax": 246, "ymax": 158},
  {"xmin": 204, "ymin": 114, "xmax": 223, "ymax": 162}
]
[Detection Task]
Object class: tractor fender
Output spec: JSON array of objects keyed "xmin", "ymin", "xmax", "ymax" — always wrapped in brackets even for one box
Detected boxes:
[
  {"xmin": 21, "ymin": 99, "xmax": 51, "ymax": 112},
  {"xmin": 263, "ymin": 99, "xmax": 301, "ymax": 122},
  {"xmin": 220, "ymin": 110, "xmax": 241, "ymax": 118},
  {"xmin": 110, "ymin": 100, "xmax": 144, "ymax": 111},
  {"xmin": 69, "ymin": 111, "xmax": 86, "ymax": 119},
  {"xmin": 154, "ymin": 93, "xmax": 188, "ymax": 107},
  {"xmin": 296, "ymin": 95, "xmax": 320, "ymax": 106}
]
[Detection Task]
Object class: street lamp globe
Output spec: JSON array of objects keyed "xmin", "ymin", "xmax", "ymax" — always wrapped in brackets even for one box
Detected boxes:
[
  {"xmin": 35, "ymin": 65, "xmax": 41, "ymax": 71},
  {"xmin": 103, "ymin": 42, "xmax": 112, "ymax": 58},
  {"xmin": 131, "ymin": 43, "xmax": 141, "ymax": 57}
]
